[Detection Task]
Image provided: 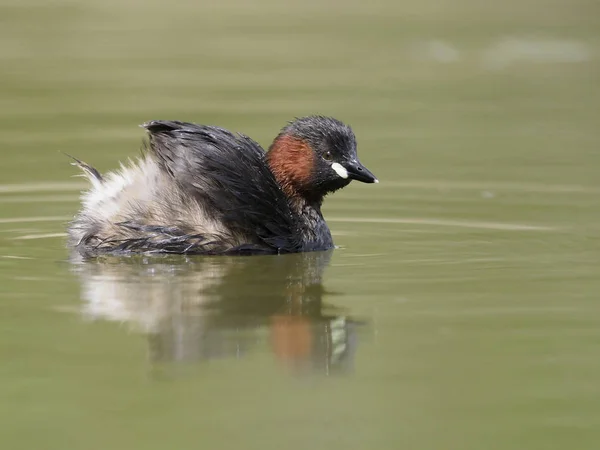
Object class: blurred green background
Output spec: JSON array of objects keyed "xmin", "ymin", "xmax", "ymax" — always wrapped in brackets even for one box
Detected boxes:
[{"xmin": 1, "ymin": 0, "xmax": 599, "ymax": 449}]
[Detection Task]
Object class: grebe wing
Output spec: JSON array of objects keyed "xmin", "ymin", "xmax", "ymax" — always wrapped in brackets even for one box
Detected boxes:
[{"xmin": 142, "ymin": 120, "xmax": 301, "ymax": 253}]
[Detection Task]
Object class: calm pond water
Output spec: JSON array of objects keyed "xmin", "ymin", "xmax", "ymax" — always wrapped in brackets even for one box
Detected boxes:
[{"xmin": 1, "ymin": 0, "xmax": 600, "ymax": 449}]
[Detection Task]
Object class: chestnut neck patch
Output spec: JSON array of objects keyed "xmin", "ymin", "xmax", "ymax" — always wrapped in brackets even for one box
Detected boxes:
[{"xmin": 267, "ymin": 135, "xmax": 316, "ymax": 202}]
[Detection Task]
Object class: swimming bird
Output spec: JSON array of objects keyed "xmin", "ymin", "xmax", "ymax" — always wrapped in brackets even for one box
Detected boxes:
[{"xmin": 68, "ymin": 116, "xmax": 377, "ymax": 256}]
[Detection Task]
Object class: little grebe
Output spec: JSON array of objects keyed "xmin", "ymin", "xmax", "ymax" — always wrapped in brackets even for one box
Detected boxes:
[{"xmin": 68, "ymin": 116, "xmax": 377, "ymax": 256}]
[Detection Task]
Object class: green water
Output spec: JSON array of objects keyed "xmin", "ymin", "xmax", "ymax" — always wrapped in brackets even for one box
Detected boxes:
[{"xmin": 1, "ymin": 0, "xmax": 600, "ymax": 449}]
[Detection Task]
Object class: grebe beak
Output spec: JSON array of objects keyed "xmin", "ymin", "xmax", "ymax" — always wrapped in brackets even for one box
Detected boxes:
[{"xmin": 344, "ymin": 159, "xmax": 378, "ymax": 184}]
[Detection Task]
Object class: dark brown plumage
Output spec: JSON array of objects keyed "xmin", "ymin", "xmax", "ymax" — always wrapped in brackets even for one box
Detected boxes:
[{"xmin": 67, "ymin": 116, "xmax": 377, "ymax": 257}]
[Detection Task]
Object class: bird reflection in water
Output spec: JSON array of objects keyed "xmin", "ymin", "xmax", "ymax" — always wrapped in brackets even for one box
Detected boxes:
[{"xmin": 71, "ymin": 250, "xmax": 362, "ymax": 376}]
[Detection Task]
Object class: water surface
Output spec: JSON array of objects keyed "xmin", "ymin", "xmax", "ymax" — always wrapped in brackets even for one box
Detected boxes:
[{"xmin": 1, "ymin": 0, "xmax": 599, "ymax": 449}]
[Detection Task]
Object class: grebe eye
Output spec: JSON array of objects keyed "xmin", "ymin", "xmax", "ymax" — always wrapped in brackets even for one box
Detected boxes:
[{"xmin": 323, "ymin": 151, "xmax": 333, "ymax": 161}]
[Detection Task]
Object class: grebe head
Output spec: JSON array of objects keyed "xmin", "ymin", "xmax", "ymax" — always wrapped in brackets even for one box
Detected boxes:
[{"xmin": 267, "ymin": 116, "xmax": 378, "ymax": 203}]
